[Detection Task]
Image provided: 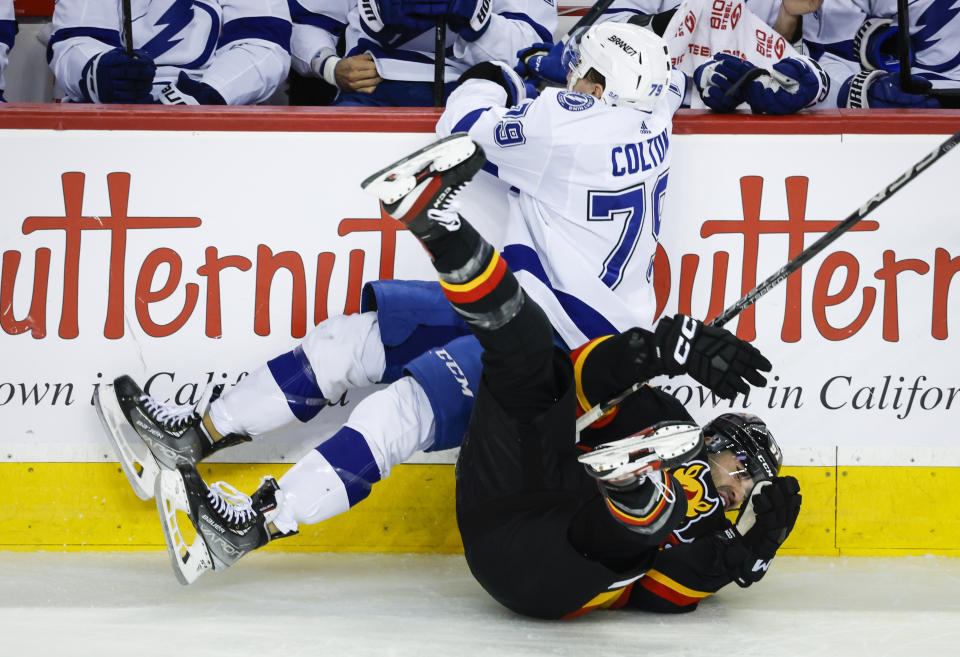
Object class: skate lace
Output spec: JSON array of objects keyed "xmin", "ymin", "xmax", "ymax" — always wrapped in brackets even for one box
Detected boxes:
[
  {"xmin": 207, "ymin": 481, "xmax": 256, "ymax": 526},
  {"xmin": 648, "ymin": 471, "xmax": 676, "ymax": 504},
  {"xmin": 140, "ymin": 395, "xmax": 199, "ymax": 431}
]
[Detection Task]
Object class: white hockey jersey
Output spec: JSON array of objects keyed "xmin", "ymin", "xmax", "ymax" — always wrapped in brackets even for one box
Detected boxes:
[
  {"xmin": 597, "ymin": 0, "xmax": 828, "ymax": 109},
  {"xmin": 799, "ymin": 0, "xmax": 960, "ymax": 92},
  {"xmin": 49, "ymin": 0, "xmax": 292, "ymax": 104},
  {"xmin": 437, "ymin": 71, "xmax": 687, "ymax": 348},
  {"xmin": 0, "ymin": 0, "xmax": 13, "ymax": 97},
  {"xmin": 290, "ymin": 0, "xmax": 556, "ymax": 84}
]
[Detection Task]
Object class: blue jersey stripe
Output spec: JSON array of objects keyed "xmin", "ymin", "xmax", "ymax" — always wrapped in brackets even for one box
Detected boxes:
[
  {"xmin": 315, "ymin": 426, "xmax": 382, "ymax": 507},
  {"xmin": 499, "ymin": 12, "xmax": 553, "ymax": 44},
  {"xmin": 452, "ymin": 107, "xmax": 490, "ymax": 134},
  {"xmin": 220, "ymin": 16, "xmax": 292, "ymax": 51},
  {"xmin": 47, "ymin": 27, "xmax": 121, "ymax": 63},
  {"xmin": 0, "ymin": 20, "xmax": 16, "ymax": 49},
  {"xmin": 266, "ymin": 345, "xmax": 326, "ymax": 423},
  {"xmin": 289, "ymin": 1, "xmax": 347, "ymax": 36},
  {"xmin": 501, "ymin": 244, "xmax": 618, "ymax": 341}
]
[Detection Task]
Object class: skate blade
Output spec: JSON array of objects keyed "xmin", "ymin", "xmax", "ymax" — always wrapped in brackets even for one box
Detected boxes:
[
  {"xmin": 579, "ymin": 422, "xmax": 703, "ymax": 474},
  {"xmin": 155, "ymin": 469, "xmax": 213, "ymax": 586},
  {"xmin": 360, "ymin": 133, "xmax": 477, "ymax": 204},
  {"xmin": 94, "ymin": 385, "xmax": 160, "ymax": 501}
]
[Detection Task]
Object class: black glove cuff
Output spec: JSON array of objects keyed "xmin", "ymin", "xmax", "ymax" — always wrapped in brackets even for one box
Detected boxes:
[{"xmin": 457, "ymin": 62, "xmax": 517, "ymax": 107}]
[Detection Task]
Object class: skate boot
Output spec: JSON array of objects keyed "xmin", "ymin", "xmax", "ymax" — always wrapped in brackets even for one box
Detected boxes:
[
  {"xmin": 155, "ymin": 464, "xmax": 296, "ymax": 585},
  {"xmin": 578, "ymin": 420, "xmax": 703, "ymax": 484},
  {"xmin": 361, "ymin": 132, "xmax": 486, "ymax": 239},
  {"xmin": 94, "ymin": 375, "xmax": 250, "ymax": 500}
]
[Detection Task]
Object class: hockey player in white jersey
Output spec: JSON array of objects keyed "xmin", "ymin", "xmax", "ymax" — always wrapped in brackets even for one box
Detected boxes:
[
  {"xmin": 289, "ymin": 0, "xmax": 556, "ymax": 106},
  {"xmin": 93, "ymin": 24, "xmax": 767, "ymax": 584},
  {"xmin": 796, "ymin": 0, "xmax": 954, "ymax": 108},
  {"xmin": 48, "ymin": 0, "xmax": 291, "ymax": 105},
  {"xmin": 0, "ymin": 0, "xmax": 13, "ymax": 102},
  {"xmin": 517, "ymin": 0, "xmax": 829, "ymax": 114},
  {"xmin": 438, "ymin": 23, "xmax": 687, "ymax": 343}
]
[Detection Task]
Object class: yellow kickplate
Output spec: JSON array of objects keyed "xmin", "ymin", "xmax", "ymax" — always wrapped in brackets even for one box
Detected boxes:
[
  {"xmin": 0, "ymin": 463, "xmax": 957, "ymax": 555},
  {"xmin": 0, "ymin": 462, "xmax": 462, "ymax": 553}
]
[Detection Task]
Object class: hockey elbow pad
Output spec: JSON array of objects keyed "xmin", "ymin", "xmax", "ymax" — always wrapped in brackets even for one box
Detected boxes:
[{"xmin": 457, "ymin": 61, "xmax": 527, "ymax": 106}]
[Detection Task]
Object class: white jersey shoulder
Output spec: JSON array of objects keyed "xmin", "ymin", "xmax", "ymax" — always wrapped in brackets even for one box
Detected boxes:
[{"xmin": 49, "ymin": 0, "xmax": 291, "ymax": 104}]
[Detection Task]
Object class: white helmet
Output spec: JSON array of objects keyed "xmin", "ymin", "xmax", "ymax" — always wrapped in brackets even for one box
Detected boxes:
[{"xmin": 562, "ymin": 22, "xmax": 672, "ymax": 111}]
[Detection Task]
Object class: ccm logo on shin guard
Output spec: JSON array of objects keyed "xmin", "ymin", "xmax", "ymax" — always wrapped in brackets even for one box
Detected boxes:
[
  {"xmin": 435, "ymin": 349, "xmax": 474, "ymax": 398},
  {"xmin": 673, "ymin": 317, "xmax": 699, "ymax": 365}
]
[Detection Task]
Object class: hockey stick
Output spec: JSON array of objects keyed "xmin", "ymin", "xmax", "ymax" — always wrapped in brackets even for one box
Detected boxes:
[
  {"xmin": 576, "ymin": 128, "xmax": 960, "ymax": 432},
  {"xmin": 896, "ymin": 0, "xmax": 960, "ymax": 104},
  {"xmin": 434, "ymin": 19, "xmax": 446, "ymax": 107},
  {"xmin": 121, "ymin": 0, "xmax": 135, "ymax": 56},
  {"xmin": 567, "ymin": 0, "xmax": 617, "ymax": 36}
]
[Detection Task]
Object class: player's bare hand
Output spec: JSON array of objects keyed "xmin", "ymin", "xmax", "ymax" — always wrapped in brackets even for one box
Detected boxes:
[
  {"xmin": 335, "ymin": 54, "xmax": 382, "ymax": 93},
  {"xmin": 781, "ymin": 0, "xmax": 823, "ymax": 16}
]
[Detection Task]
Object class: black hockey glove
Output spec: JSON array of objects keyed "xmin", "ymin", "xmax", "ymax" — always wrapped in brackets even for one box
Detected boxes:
[
  {"xmin": 457, "ymin": 62, "xmax": 526, "ymax": 107},
  {"xmin": 720, "ymin": 476, "xmax": 802, "ymax": 587},
  {"xmin": 653, "ymin": 314, "xmax": 772, "ymax": 399}
]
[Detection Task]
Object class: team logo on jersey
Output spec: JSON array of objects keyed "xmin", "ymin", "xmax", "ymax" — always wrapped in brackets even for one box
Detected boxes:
[
  {"xmin": 556, "ymin": 91, "xmax": 594, "ymax": 111},
  {"xmin": 666, "ymin": 460, "xmax": 721, "ymax": 544}
]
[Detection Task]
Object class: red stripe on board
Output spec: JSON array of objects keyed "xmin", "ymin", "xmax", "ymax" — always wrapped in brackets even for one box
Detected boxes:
[
  {"xmin": 14, "ymin": 0, "xmax": 54, "ymax": 17},
  {"xmin": 0, "ymin": 104, "xmax": 957, "ymax": 134}
]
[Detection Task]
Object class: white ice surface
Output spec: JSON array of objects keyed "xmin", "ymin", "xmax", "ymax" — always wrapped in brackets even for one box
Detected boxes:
[{"xmin": 1, "ymin": 552, "xmax": 959, "ymax": 657}]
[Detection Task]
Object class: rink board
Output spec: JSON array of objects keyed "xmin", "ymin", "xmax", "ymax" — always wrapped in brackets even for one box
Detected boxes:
[
  {"xmin": 0, "ymin": 107, "xmax": 959, "ymax": 553},
  {"xmin": 2, "ymin": 462, "xmax": 960, "ymax": 556}
]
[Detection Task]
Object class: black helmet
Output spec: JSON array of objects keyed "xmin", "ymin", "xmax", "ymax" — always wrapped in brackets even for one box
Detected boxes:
[{"xmin": 703, "ymin": 413, "xmax": 782, "ymax": 482}]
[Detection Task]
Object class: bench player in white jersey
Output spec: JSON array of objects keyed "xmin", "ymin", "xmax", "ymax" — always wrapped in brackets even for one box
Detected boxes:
[
  {"xmin": 91, "ymin": 24, "xmax": 762, "ymax": 584},
  {"xmin": 48, "ymin": 0, "xmax": 291, "ymax": 105},
  {"xmin": 0, "ymin": 0, "xmax": 13, "ymax": 102},
  {"xmin": 519, "ymin": 0, "xmax": 829, "ymax": 114},
  {"xmin": 289, "ymin": 0, "xmax": 555, "ymax": 106},
  {"xmin": 793, "ymin": 0, "xmax": 954, "ymax": 108}
]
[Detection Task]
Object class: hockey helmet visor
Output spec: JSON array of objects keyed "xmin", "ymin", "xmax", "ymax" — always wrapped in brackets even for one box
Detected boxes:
[{"xmin": 703, "ymin": 413, "xmax": 783, "ymax": 483}]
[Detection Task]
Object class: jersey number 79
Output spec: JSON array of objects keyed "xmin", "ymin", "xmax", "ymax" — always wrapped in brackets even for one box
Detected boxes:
[{"xmin": 589, "ymin": 170, "xmax": 670, "ymax": 289}]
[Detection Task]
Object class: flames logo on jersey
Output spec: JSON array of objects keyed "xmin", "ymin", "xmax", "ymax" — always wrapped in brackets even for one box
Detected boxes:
[{"xmin": 665, "ymin": 460, "xmax": 721, "ymax": 544}]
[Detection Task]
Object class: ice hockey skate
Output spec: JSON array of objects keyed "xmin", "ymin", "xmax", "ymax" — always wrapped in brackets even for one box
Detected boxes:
[
  {"xmin": 94, "ymin": 375, "xmax": 249, "ymax": 500},
  {"xmin": 361, "ymin": 132, "xmax": 486, "ymax": 239},
  {"xmin": 155, "ymin": 464, "xmax": 289, "ymax": 585},
  {"xmin": 578, "ymin": 421, "xmax": 704, "ymax": 483}
]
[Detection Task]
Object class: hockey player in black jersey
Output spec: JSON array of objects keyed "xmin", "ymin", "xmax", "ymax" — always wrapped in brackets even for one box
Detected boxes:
[
  {"xmin": 141, "ymin": 132, "xmax": 800, "ymax": 610},
  {"xmin": 361, "ymin": 133, "xmax": 802, "ymax": 619}
]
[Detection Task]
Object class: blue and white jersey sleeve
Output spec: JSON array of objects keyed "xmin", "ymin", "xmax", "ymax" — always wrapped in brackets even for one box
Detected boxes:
[
  {"xmin": 0, "ymin": 0, "xmax": 14, "ymax": 97},
  {"xmin": 452, "ymin": 0, "xmax": 557, "ymax": 68},
  {"xmin": 289, "ymin": 0, "xmax": 349, "ymax": 77},
  {"xmin": 201, "ymin": 0, "xmax": 292, "ymax": 105},
  {"xmin": 49, "ymin": 0, "xmax": 291, "ymax": 104},
  {"xmin": 798, "ymin": 0, "xmax": 868, "ymax": 65}
]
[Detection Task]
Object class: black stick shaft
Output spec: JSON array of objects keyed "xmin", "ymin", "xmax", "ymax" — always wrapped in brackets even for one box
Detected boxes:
[
  {"xmin": 434, "ymin": 19, "xmax": 445, "ymax": 107},
  {"xmin": 122, "ymin": 0, "xmax": 135, "ymax": 55},
  {"xmin": 568, "ymin": 0, "xmax": 616, "ymax": 36},
  {"xmin": 576, "ymin": 129, "xmax": 960, "ymax": 432}
]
